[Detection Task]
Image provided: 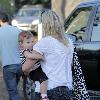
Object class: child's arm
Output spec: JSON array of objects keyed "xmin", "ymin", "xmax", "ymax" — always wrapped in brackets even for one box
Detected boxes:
[
  {"xmin": 22, "ymin": 58, "xmax": 38, "ymax": 74},
  {"xmin": 24, "ymin": 50, "xmax": 44, "ymax": 60}
]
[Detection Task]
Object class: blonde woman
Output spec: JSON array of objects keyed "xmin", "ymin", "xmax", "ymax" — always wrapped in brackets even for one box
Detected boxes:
[{"xmin": 22, "ymin": 10, "xmax": 74, "ymax": 100}]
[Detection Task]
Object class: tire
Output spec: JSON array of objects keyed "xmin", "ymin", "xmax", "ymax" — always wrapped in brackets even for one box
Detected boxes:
[{"xmin": 23, "ymin": 75, "xmax": 35, "ymax": 100}]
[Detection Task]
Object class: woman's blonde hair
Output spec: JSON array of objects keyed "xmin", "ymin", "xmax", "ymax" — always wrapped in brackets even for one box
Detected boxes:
[{"xmin": 40, "ymin": 10, "xmax": 69, "ymax": 45}]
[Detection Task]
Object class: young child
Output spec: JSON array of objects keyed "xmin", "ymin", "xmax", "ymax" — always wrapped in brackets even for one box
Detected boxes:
[{"xmin": 18, "ymin": 31, "xmax": 49, "ymax": 100}]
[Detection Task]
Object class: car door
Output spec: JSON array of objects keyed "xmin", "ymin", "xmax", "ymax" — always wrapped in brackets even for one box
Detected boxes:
[
  {"xmin": 82, "ymin": 5, "xmax": 100, "ymax": 91},
  {"xmin": 65, "ymin": 6, "xmax": 94, "ymax": 58},
  {"xmin": 64, "ymin": 5, "xmax": 97, "ymax": 90}
]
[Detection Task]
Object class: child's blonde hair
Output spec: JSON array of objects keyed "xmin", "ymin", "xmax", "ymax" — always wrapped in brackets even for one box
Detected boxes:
[
  {"xmin": 40, "ymin": 10, "xmax": 69, "ymax": 45},
  {"xmin": 18, "ymin": 31, "xmax": 33, "ymax": 44}
]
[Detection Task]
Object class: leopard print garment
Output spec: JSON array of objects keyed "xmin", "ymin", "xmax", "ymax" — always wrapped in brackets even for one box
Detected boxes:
[{"xmin": 72, "ymin": 51, "xmax": 90, "ymax": 100}]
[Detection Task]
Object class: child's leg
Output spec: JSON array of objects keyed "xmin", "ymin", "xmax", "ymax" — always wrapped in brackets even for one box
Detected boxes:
[
  {"xmin": 40, "ymin": 80, "xmax": 49, "ymax": 100},
  {"xmin": 40, "ymin": 80, "xmax": 48, "ymax": 94},
  {"xmin": 29, "ymin": 66, "xmax": 49, "ymax": 99}
]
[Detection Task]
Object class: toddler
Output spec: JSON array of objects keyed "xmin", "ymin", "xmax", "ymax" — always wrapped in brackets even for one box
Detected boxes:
[{"xmin": 18, "ymin": 31, "xmax": 49, "ymax": 100}]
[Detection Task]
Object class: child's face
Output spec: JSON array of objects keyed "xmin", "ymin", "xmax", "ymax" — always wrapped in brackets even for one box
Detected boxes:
[{"xmin": 22, "ymin": 37, "xmax": 34, "ymax": 50}]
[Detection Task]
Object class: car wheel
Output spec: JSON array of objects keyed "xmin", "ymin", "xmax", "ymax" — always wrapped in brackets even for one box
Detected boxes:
[{"xmin": 23, "ymin": 76, "xmax": 35, "ymax": 100}]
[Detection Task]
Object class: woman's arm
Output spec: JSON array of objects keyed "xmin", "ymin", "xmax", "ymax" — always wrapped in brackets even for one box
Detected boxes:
[{"xmin": 24, "ymin": 50, "xmax": 44, "ymax": 60}]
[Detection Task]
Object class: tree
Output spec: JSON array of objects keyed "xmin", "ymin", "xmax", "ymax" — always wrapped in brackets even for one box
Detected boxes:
[
  {"xmin": 32, "ymin": 0, "xmax": 51, "ymax": 8},
  {"xmin": 32, "ymin": 0, "xmax": 50, "ymax": 4},
  {"xmin": 14, "ymin": 0, "xmax": 51, "ymax": 10}
]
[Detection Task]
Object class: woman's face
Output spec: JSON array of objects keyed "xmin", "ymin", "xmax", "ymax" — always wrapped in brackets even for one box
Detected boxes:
[{"xmin": 22, "ymin": 37, "xmax": 34, "ymax": 50}]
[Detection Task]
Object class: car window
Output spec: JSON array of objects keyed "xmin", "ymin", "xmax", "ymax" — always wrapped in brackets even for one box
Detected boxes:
[
  {"xmin": 65, "ymin": 7, "xmax": 92, "ymax": 42},
  {"xmin": 17, "ymin": 9, "xmax": 40, "ymax": 17},
  {"xmin": 91, "ymin": 6, "xmax": 100, "ymax": 41}
]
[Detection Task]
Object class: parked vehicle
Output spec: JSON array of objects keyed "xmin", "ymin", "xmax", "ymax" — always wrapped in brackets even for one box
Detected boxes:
[
  {"xmin": 64, "ymin": 0, "xmax": 100, "ymax": 99},
  {"xmin": 11, "ymin": 5, "xmax": 43, "ymax": 33}
]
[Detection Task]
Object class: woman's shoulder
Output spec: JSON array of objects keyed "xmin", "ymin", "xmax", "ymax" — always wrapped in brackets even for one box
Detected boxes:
[
  {"xmin": 35, "ymin": 36, "xmax": 53, "ymax": 46},
  {"xmin": 40, "ymin": 36, "xmax": 54, "ymax": 42},
  {"xmin": 43, "ymin": 36, "xmax": 53, "ymax": 39}
]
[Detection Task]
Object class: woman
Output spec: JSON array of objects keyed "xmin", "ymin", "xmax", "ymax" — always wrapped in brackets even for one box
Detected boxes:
[{"xmin": 22, "ymin": 10, "xmax": 74, "ymax": 100}]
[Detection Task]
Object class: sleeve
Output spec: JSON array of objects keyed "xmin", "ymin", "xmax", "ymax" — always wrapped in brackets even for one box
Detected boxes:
[
  {"xmin": 33, "ymin": 37, "xmax": 49, "ymax": 55},
  {"xmin": 68, "ymin": 38, "xmax": 74, "ymax": 62}
]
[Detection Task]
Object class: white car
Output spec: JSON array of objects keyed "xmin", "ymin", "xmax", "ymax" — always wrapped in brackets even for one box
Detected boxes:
[{"xmin": 11, "ymin": 5, "xmax": 43, "ymax": 32}]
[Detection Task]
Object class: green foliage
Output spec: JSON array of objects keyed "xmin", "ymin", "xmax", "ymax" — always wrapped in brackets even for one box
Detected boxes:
[
  {"xmin": 0, "ymin": 0, "xmax": 15, "ymax": 15},
  {"xmin": 32, "ymin": 0, "xmax": 50, "ymax": 4},
  {"xmin": 40, "ymin": 0, "xmax": 50, "ymax": 4},
  {"xmin": 32, "ymin": 0, "xmax": 39, "ymax": 4},
  {"xmin": 0, "ymin": 0, "xmax": 10, "ymax": 11}
]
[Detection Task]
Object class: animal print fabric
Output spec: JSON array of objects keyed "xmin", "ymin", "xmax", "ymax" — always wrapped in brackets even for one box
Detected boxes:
[{"xmin": 72, "ymin": 51, "xmax": 90, "ymax": 100}]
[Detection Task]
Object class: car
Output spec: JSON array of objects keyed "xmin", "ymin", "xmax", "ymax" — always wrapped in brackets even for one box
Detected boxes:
[
  {"xmin": 64, "ymin": 0, "xmax": 100, "ymax": 99},
  {"xmin": 11, "ymin": 5, "xmax": 43, "ymax": 33}
]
